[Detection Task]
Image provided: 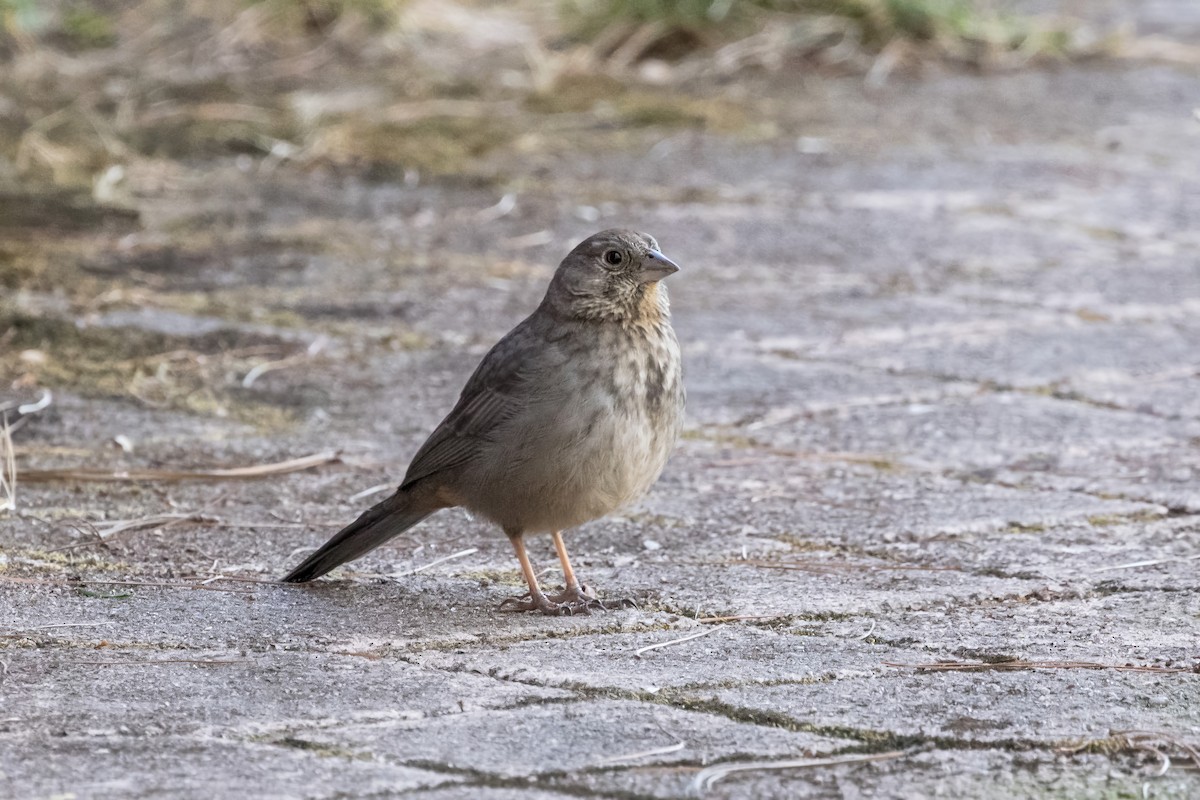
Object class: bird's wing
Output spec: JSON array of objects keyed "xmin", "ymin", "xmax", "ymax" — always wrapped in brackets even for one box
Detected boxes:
[{"xmin": 400, "ymin": 316, "xmax": 558, "ymax": 489}]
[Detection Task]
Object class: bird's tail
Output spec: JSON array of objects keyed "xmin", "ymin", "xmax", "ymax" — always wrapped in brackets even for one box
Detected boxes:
[{"xmin": 282, "ymin": 490, "xmax": 434, "ymax": 582}]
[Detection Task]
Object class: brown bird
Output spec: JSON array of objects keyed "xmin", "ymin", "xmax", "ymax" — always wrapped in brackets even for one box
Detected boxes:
[{"xmin": 282, "ymin": 229, "xmax": 684, "ymax": 614}]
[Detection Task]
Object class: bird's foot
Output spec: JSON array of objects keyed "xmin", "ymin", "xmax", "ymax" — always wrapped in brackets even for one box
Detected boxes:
[
  {"xmin": 497, "ymin": 592, "xmax": 572, "ymax": 616},
  {"xmin": 547, "ymin": 584, "xmax": 638, "ymax": 614},
  {"xmin": 497, "ymin": 586, "xmax": 636, "ymax": 616}
]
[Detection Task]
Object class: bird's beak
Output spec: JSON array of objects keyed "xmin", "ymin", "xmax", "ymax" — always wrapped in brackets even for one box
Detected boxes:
[{"xmin": 638, "ymin": 249, "xmax": 680, "ymax": 284}]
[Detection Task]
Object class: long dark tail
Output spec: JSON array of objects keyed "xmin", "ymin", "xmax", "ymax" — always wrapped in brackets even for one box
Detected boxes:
[{"xmin": 282, "ymin": 490, "xmax": 435, "ymax": 582}]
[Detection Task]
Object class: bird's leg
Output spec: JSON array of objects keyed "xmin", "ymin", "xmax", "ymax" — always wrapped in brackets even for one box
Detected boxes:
[
  {"xmin": 498, "ymin": 531, "xmax": 568, "ymax": 616},
  {"xmin": 545, "ymin": 530, "xmax": 597, "ymax": 608},
  {"xmin": 546, "ymin": 530, "xmax": 635, "ymax": 612},
  {"xmin": 552, "ymin": 530, "xmax": 584, "ymax": 592}
]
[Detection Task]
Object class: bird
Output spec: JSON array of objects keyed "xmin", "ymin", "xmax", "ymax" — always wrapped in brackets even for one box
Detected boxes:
[{"xmin": 282, "ymin": 229, "xmax": 685, "ymax": 615}]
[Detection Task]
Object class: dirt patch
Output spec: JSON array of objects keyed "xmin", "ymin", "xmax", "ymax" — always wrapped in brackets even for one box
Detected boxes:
[{"xmin": 0, "ymin": 310, "xmax": 313, "ymax": 426}]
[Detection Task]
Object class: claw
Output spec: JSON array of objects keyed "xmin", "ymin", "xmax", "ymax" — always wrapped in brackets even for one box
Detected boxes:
[
  {"xmin": 497, "ymin": 592, "xmax": 533, "ymax": 612},
  {"xmin": 544, "ymin": 583, "xmax": 635, "ymax": 614},
  {"xmin": 497, "ymin": 592, "xmax": 569, "ymax": 616}
]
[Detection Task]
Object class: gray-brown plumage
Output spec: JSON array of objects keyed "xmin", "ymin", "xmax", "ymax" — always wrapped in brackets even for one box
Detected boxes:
[{"xmin": 282, "ymin": 229, "xmax": 684, "ymax": 615}]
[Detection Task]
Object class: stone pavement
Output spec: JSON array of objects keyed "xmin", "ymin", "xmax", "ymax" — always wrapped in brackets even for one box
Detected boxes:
[{"xmin": 3, "ymin": 17, "xmax": 1200, "ymax": 800}]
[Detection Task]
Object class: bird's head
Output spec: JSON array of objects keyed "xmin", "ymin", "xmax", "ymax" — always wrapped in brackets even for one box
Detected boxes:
[{"xmin": 544, "ymin": 229, "xmax": 680, "ymax": 323}]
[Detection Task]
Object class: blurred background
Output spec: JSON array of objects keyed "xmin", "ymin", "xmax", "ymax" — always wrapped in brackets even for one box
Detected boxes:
[{"xmin": 0, "ymin": 0, "xmax": 1196, "ymax": 452}]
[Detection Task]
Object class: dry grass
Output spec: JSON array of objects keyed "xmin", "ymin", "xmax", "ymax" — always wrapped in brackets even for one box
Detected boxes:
[
  {"xmin": 1059, "ymin": 731, "xmax": 1200, "ymax": 777},
  {"xmin": 743, "ymin": 557, "xmax": 958, "ymax": 574},
  {"xmin": 19, "ymin": 449, "xmax": 341, "ymax": 484},
  {"xmin": 563, "ymin": 0, "xmax": 1105, "ymax": 74},
  {"xmin": 0, "ymin": 575, "xmax": 282, "ymax": 593},
  {"xmin": 0, "ymin": 1, "xmax": 1106, "ymax": 182},
  {"xmin": 50, "ymin": 511, "xmax": 223, "ymax": 552},
  {"xmin": 0, "ymin": 311, "xmax": 318, "ymax": 425},
  {"xmin": 0, "ymin": 414, "xmax": 15, "ymax": 513}
]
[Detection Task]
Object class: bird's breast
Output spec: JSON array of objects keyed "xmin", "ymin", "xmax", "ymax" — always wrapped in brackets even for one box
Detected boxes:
[{"xmin": 463, "ymin": 319, "xmax": 683, "ymax": 533}]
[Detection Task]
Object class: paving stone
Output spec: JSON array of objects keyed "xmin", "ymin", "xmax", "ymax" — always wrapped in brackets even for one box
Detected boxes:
[
  {"xmin": 0, "ymin": 579, "xmax": 652, "ymax": 652},
  {"xmin": 557, "ymin": 748, "xmax": 1200, "ymax": 800},
  {"xmin": 643, "ymin": 448, "xmax": 1162, "ymax": 550},
  {"xmin": 874, "ymin": 589, "xmax": 1200, "ymax": 667},
  {"xmin": 410, "ymin": 626, "xmax": 931, "ymax": 692},
  {"xmin": 287, "ymin": 699, "xmax": 844, "ymax": 778},
  {"xmin": 0, "ymin": 735, "xmax": 457, "ymax": 800},
  {"xmin": 747, "ymin": 392, "xmax": 1199, "ymax": 473},
  {"xmin": 996, "ymin": 450, "xmax": 1200, "ymax": 513},
  {"xmin": 1, "ymin": 648, "xmax": 570, "ymax": 738},
  {"xmin": 819, "ymin": 316, "xmax": 1199, "ymax": 390},
  {"xmin": 858, "ymin": 516, "xmax": 1200, "ymax": 591},
  {"xmin": 1066, "ymin": 372, "xmax": 1200, "ymax": 421},
  {"xmin": 946, "ymin": 254, "xmax": 1200, "ymax": 315},
  {"xmin": 709, "ymin": 668, "xmax": 1200, "ymax": 746},
  {"xmin": 413, "ymin": 787, "xmax": 594, "ymax": 800},
  {"xmin": 682, "ymin": 352, "xmax": 977, "ymax": 427}
]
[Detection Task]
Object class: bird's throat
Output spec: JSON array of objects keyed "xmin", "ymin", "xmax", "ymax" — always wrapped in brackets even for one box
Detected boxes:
[{"xmin": 634, "ymin": 282, "xmax": 668, "ymax": 325}]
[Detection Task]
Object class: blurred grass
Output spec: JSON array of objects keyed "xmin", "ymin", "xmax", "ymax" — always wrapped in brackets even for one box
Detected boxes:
[
  {"xmin": 0, "ymin": 0, "xmax": 1099, "ymax": 202},
  {"xmin": 2, "ymin": 0, "xmax": 116, "ymax": 50},
  {"xmin": 245, "ymin": 0, "xmax": 410, "ymax": 34},
  {"xmin": 562, "ymin": 0, "xmax": 1084, "ymax": 60},
  {"xmin": 2, "ymin": 1, "xmax": 1089, "ymax": 63},
  {"xmin": 1, "ymin": 0, "xmax": 408, "ymax": 43},
  {"xmin": 565, "ymin": 0, "xmax": 1018, "ymax": 37}
]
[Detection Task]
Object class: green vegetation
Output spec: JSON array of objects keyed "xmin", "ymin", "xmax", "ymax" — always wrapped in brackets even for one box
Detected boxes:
[
  {"xmin": 60, "ymin": 3, "xmax": 116, "ymax": 48},
  {"xmin": 3, "ymin": 0, "xmax": 116, "ymax": 50}
]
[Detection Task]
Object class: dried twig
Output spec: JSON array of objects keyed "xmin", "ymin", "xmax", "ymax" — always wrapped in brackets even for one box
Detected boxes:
[
  {"xmin": 884, "ymin": 659, "xmax": 1198, "ymax": 674},
  {"xmin": 475, "ymin": 193, "xmax": 517, "ymax": 222},
  {"xmin": 388, "ymin": 548, "xmax": 479, "ymax": 579},
  {"xmin": 596, "ymin": 740, "xmax": 686, "ymax": 765},
  {"xmin": 242, "ymin": 338, "xmax": 326, "ymax": 388},
  {"xmin": 696, "ymin": 614, "xmax": 786, "ymax": 624},
  {"xmin": 52, "ymin": 491, "xmax": 233, "ymax": 552},
  {"xmin": 634, "ymin": 625, "xmax": 726, "ymax": 658},
  {"xmin": 241, "ymin": 355, "xmax": 304, "ymax": 388},
  {"xmin": 689, "ymin": 749, "xmax": 916, "ymax": 794},
  {"xmin": 0, "ymin": 390, "xmax": 53, "ymax": 436},
  {"xmin": 851, "ymin": 619, "xmax": 877, "ymax": 640},
  {"xmin": 348, "ymin": 482, "xmax": 392, "ymax": 503},
  {"xmin": 742, "ymin": 559, "xmax": 954, "ymax": 574},
  {"xmin": 0, "ymin": 414, "xmax": 15, "ymax": 512},
  {"xmin": 1092, "ymin": 554, "xmax": 1200, "ymax": 573},
  {"xmin": 49, "ymin": 513, "xmax": 221, "ymax": 552},
  {"xmin": 19, "ymin": 450, "xmax": 341, "ymax": 484}
]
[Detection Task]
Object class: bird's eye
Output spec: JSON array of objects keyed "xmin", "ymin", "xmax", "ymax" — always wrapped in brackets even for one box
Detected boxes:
[{"xmin": 603, "ymin": 250, "xmax": 623, "ymax": 266}]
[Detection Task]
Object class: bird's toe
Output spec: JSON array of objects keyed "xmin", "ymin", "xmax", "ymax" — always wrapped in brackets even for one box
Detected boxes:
[
  {"xmin": 497, "ymin": 592, "xmax": 570, "ymax": 616},
  {"xmin": 546, "ymin": 584, "xmax": 636, "ymax": 613}
]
